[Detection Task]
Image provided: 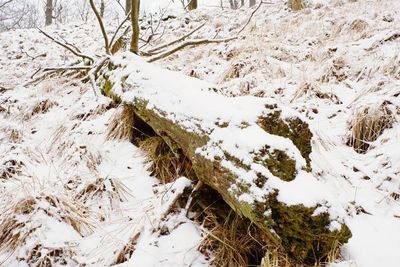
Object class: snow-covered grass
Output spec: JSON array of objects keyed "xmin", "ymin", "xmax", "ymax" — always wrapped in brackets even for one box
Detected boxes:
[
  {"xmin": 0, "ymin": 19, "xmax": 207, "ymax": 267},
  {"xmin": 0, "ymin": 0, "xmax": 400, "ymax": 266}
]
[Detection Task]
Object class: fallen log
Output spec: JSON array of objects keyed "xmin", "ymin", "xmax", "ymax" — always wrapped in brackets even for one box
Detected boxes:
[{"xmin": 102, "ymin": 52, "xmax": 351, "ymax": 263}]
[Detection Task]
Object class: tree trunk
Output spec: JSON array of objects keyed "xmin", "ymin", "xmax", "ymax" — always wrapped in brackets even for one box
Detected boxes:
[
  {"xmin": 100, "ymin": 0, "xmax": 105, "ymax": 18},
  {"xmin": 249, "ymin": 0, "xmax": 256, "ymax": 7},
  {"xmin": 103, "ymin": 54, "xmax": 352, "ymax": 264},
  {"xmin": 130, "ymin": 0, "xmax": 139, "ymax": 54},
  {"xmin": 188, "ymin": 0, "xmax": 197, "ymax": 10},
  {"xmin": 45, "ymin": 0, "xmax": 53, "ymax": 26},
  {"xmin": 125, "ymin": 0, "xmax": 131, "ymax": 14}
]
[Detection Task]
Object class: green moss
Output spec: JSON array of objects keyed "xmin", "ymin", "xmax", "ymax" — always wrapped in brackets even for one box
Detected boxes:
[
  {"xmin": 106, "ymin": 77, "xmax": 351, "ymax": 265},
  {"xmin": 254, "ymin": 146, "xmax": 297, "ymax": 182},
  {"xmin": 258, "ymin": 111, "xmax": 313, "ymax": 170},
  {"xmin": 268, "ymin": 193, "xmax": 352, "ymax": 263},
  {"xmin": 102, "ymin": 77, "xmax": 122, "ymax": 104},
  {"xmin": 102, "ymin": 78, "xmax": 113, "ymax": 97}
]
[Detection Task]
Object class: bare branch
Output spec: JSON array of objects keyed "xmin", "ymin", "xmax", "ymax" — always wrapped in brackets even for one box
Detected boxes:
[
  {"xmin": 148, "ymin": 37, "xmax": 236, "ymax": 63},
  {"xmin": 237, "ymin": 0, "xmax": 264, "ymax": 35},
  {"xmin": 89, "ymin": 0, "xmax": 110, "ymax": 55},
  {"xmin": 0, "ymin": 0, "xmax": 14, "ymax": 9},
  {"xmin": 147, "ymin": 23, "xmax": 205, "ymax": 54},
  {"xmin": 42, "ymin": 66, "xmax": 93, "ymax": 72},
  {"xmin": 109, "ymin": 10, "xmax": 131, "ymax": 48},
  {"xmin": 37, "ymin": 28, "xmax": 94, "ymax": 62}
]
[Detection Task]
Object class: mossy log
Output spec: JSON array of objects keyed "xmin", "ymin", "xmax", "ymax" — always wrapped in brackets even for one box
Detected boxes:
[{"xmin": 103, "ymin": 53, "xmax": 351, "ymax": 263}]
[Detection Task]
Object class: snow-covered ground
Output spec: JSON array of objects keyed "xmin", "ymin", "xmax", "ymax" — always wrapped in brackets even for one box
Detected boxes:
[{"xmin": 1, "ymin": 0, "xmax": 400, "ymax": 266}]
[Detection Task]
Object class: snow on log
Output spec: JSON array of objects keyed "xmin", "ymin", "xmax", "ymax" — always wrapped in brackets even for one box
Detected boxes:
[{"xmin": 102, "ymin": 52, "xmax": 351, "ymax": 263}]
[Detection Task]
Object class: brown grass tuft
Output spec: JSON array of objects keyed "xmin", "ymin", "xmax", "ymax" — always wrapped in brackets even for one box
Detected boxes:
[
  {"xmin": 75, "ymin": 177, "xmax": 131, "ymax": 204},
  {"xmin": 106, "ymin": 105, "xmax": 135, "ymax": 141},
  {"xmin": 0, "ymin": 159, "xmax": 24, "ymax": 180},
  {"xmin": 0, "ymin": 195, "xmax": 92, "ymax": 252},
  {"xmin": 349, "ymin": 19, "xmax": 369, "ymax": 33},
  {"xmin": 113, "ymin": 232, "xmax": 141, "ymax": 265},
  {"xmin": 24, "ymin": 99, "xmax": 58, "ymax": 120},
  {"xmin": 6, "ymin": 128, "xmax": 23, "ymax": 143},
  {"xmin": 288, "ymin": 0, "xmax": 306, "ymax": 11},
  {"xmin": 199, "ymin": 210, "xmax": 266, "ymax": 267},
  {"xmin": 26, "ymin": 244, "xmax": 77, "ymax": 266},
  {"xmin": 138, "ymin": 136, "xmax": 195, "ymax": 184},
  {"xmin": 348, "ymin": 103, "xmax": 394, "ymax": 153}
]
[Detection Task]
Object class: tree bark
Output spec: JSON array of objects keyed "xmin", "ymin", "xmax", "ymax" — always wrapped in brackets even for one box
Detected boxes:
[
  {"xmin": 125, "ymin": 0, "xmax": 131, "ymax": 15},
  {"xmin": 130, "ymin": 0, "xmax": 139, "ymax": 54},
  {"xmin": 45, "ymin": 0, "xmax": 53, "ymax": 26},
  {"xmin": 103, "ymin": 55, "xmax": 352, "ymax": 264},
  {"xmin": 188, "ymin": 0, "xmax": 197, "ymax": 10},
  {"xmin": 100, "ymin": 0, "xmax": 105, "ymax": 18}
]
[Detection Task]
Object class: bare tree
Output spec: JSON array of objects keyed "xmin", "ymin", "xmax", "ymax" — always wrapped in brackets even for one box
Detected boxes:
[
  {"xmin": 130, "ymin": 0, "xmax": 139, "ymax": 54},
  {"xmin": 45, "ymin": 0, "xmax": 53, "ymax": 25},
  {"xmin": 229, "ymin": 0, "xmax": 239, "ymax": 9},
  {"xmin": 0, "ymin": 0, "xmax": 40, "ymax": 31}
]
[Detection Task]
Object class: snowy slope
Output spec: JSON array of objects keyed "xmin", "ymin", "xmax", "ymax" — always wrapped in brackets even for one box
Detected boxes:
[
  {"xmin": 0, "ymin": 0, "xmax": 400, "ymax": 266},
  {"xmin": 149, "ymin": 1, "xmax": 400, "ymax": 266},
  {"xmin": 0, "ymin": 23, "xmax": 207, "ymax": 267}
]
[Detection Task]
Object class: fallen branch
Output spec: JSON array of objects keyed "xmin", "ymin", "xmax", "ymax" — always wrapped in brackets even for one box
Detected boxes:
[
  {"xmin": 148, "ymin": 37, "xmax": 236, "ymax": 63},
  {"xmin": 43, "ymin": 66, "xmax": 93, "ymax": 72}
]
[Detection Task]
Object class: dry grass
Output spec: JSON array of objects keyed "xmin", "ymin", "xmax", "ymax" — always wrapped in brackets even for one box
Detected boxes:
[
  {"xmin": 26, "ymin": 244, "xmax": 76, "ymax": 267},
  {"xmin": 106, "ymin": 105, "xmax": 134, "ymax": 141},
  {"xmin": 113, "ymin": 232, "xmax": 141, "ymax": 265},
  {"xmin": 0, "ymin": 159, "xmax": 24, "ymax": 180},
  {"xmin": 6, "ymin": 127, "xmax": 23, "ymax": 143},
  {"xmin": 138, "ymin": 136, "xmax": 195, "ymax": 184},
  {"xmin": 23, "ymin": 99, "xmax": 58, "ymax": 120},
  {"xmin": 349, "ymin": 19, "xmax": 369, "ymax": 33},
  {"xmin": 260, "ymin": 247, "xmax": 294, "ymax": 267},
  {"xmin": 75, "ymin": 177, "xmax": 131, "ymax": 204},
  {"xmin": 0, "ymin": 195, "xmax": 92, "ymax": 253},
  {"xmin": 199, "ymin": 210, "xmax": 266, "ymax": 267},
  {"xmin": 319, "ymin": 57, "xmax": 349, "ymax": 83},
  {"xmin": 348, "ymin": 103, "xmax": 394, "ymax": 153},
  {"xmin": 288, "ymin": 0, "xmax": 306, "ymax": 11},
  {"xmin": 291, "ymin": 82, "xmax": 341, "ymax": 104}
]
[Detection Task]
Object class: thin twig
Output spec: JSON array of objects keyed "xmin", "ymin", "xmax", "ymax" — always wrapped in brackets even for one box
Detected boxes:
[
  {"xmin": 37, "ymin": 28, "xmax": 94, "ymax": 62},
  {"xmin": 237, "ymin": 0, "xmax": 264, "ymax": 35},
  {"xmin": 148, "ymin": 37, "xmax": 236, "ymax": 63},
  {"xmin": 42, "ymin": 66, "xmax": 93, "ymax": 72},
  {"xmin": 147, "ymin": 23, "xmax": 205, "ymax": 54},
  {"xmin": 110, "ymin": 10, "xmax": 132, "ymax": 48}
]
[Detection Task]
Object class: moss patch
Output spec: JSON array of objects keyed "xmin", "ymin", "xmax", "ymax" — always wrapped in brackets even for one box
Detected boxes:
[
  {"xmin": 254, "ymin": 146, "xmax": 297, "ymax": 182},
  {"xmin": 268, "ymin": 192, "xmax": 352, "ymax": 264},
  {"xmin": 258, "ymin": 111, "xmax": 313, "ymax": 170}
]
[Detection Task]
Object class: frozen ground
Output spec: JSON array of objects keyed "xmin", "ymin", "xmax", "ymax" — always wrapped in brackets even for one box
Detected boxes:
[{"xmin": 0, "ymin": 0, "xmax": 400, "ymax": 266}]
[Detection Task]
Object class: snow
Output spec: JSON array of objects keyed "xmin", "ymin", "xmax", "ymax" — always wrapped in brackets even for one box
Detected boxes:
[{"xmin": 1, "ymin": 0, "xmax": 400, "ymax": 266}]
